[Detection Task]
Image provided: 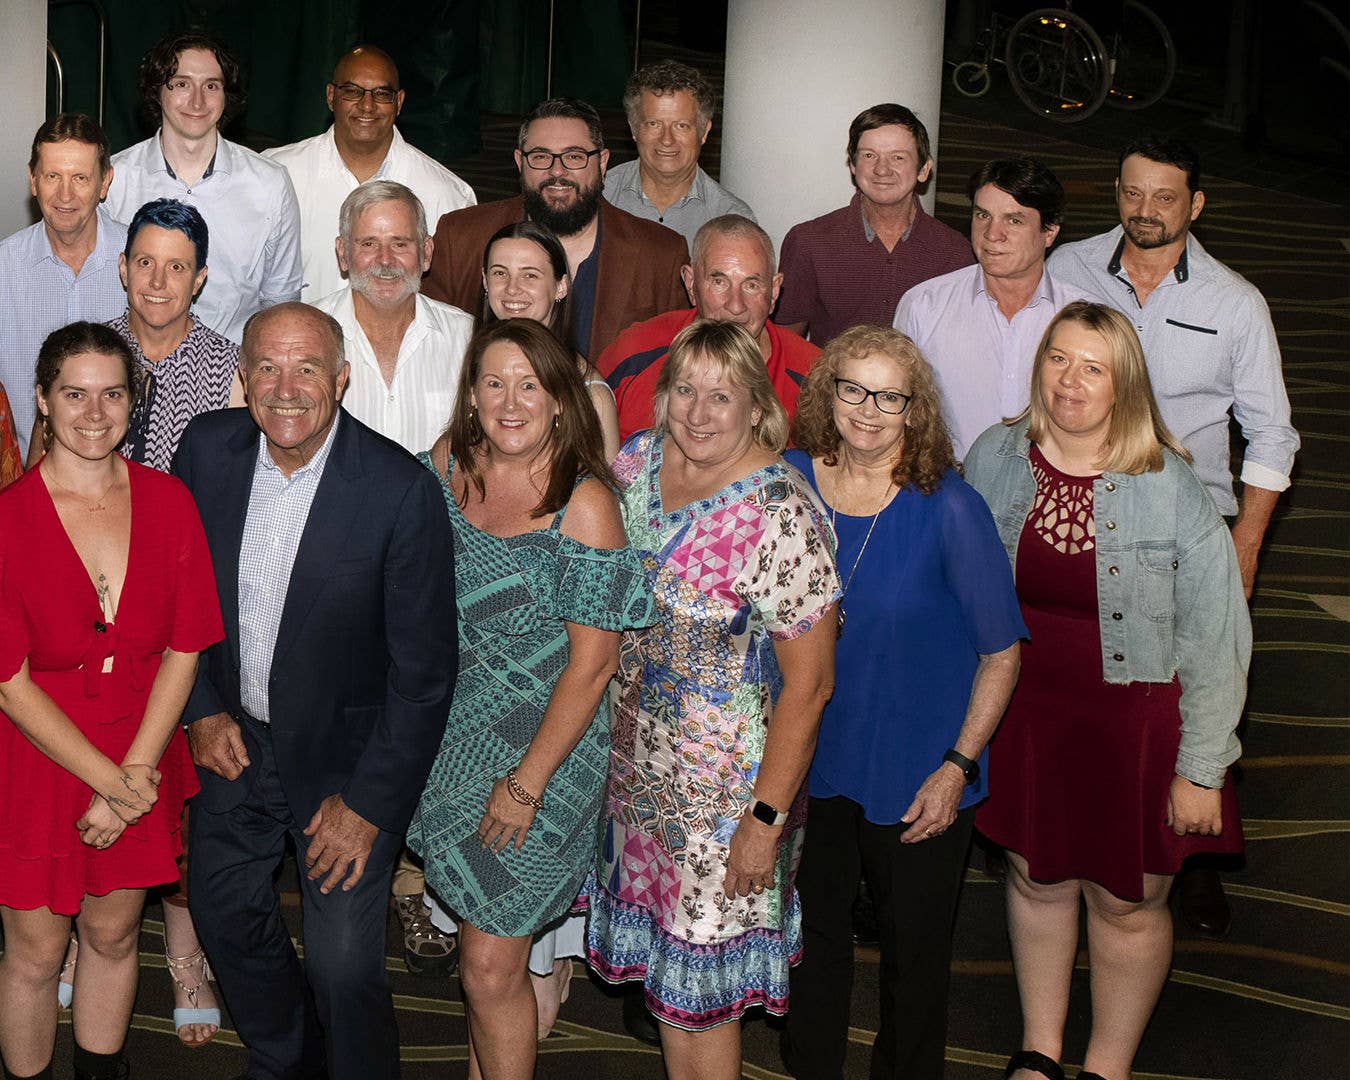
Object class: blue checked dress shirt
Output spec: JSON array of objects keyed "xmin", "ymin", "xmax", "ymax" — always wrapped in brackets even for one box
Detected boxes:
[{"xmin": 237, "ymin": 414, "xmax": 341, "ymax": 723}]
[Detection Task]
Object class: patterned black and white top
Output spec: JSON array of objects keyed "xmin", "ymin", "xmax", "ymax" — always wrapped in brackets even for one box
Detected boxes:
[{"xmin": 110, "ymin": 312, "xmax": 240, "ymax": 473}]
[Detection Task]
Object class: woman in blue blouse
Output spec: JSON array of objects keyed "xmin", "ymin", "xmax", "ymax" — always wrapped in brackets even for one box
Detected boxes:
[{"xmin": 781, "ymin": 325, "xmax": 1026, "ymax": 1080}]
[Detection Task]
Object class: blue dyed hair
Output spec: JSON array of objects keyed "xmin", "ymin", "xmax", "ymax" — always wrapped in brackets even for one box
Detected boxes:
[{"xmin": 124, "ymin": 198, "xmax": 209, "ymax": 269}]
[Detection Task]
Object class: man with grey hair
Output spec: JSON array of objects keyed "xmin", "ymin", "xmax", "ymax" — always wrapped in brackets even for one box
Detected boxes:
[
  {"xmin": 312, "ymin": 180, "xmax": 473, "ymax": 458},
  {"xmin": 603, "ymin": 59, "xmax": 755, "ymax": 251},
  {"xmin": 597, "ymin": 213, "xmax": 818, "ymax": 439},
  {"xmin": 264, "ymin": 45, "xmax": 476, "ymax": 301}
]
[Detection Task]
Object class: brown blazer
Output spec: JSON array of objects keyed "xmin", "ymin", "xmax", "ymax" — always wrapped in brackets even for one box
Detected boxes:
[{"xmin": 421, "ymin": 195, "xmax": 691, "ymax": 359}]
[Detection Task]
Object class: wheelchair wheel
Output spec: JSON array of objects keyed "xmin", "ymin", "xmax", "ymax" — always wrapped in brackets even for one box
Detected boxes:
[
  {"xmin": 1106, "ymin": 0, "xmax": 1177, "ymax": 110},
  {"xmin": 1006, "ymin": 7, "xmax": 1110, "ymax": 122},
  {"xmin": 952, "ymin": 60, "xmax": 993, "ymax": 97}
]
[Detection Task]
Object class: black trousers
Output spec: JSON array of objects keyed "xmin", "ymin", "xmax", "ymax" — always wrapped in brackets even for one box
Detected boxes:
[
  {"xmin": 189, "ymin": 720, "xmax": 404, "ymax": 1080},
  {"xmin": 783, "ymin": 796, "xmax": 976, "ymax": 1080}
]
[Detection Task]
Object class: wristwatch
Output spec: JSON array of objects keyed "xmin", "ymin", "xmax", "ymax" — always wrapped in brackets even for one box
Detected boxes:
[
  {"xmin": 751, "ymin": 799, "xmax": 788, "ymax": 827},
  {"xmin": 943, "ymin": 749, "xmax": 980, "ymax": 786}
]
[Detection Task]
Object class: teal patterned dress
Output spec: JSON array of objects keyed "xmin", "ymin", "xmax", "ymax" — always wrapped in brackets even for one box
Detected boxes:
[{"xmin": 407, "ymin": 453, "xmax": 654, "ymax": 938}]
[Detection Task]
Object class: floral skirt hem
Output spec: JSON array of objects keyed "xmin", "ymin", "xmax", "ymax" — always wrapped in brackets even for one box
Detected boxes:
[{"xmin": 584, "ymin": 875, "xmax": 802, "ymax": 1031}]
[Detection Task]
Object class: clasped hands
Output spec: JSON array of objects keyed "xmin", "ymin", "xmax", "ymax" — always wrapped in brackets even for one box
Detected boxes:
[{"xmin": 77, "ymin": 762, "xmax": 161, "ymax": 849}]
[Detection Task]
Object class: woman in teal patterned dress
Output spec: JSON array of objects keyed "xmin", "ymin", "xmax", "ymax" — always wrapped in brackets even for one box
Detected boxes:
[
  {"xmin": 588, "ymin": 320, "xmax": 841, "ymax": 1078},
  {"xmin": 407, "ymin": 318, "xmax": 652, "ymax": 1079}
]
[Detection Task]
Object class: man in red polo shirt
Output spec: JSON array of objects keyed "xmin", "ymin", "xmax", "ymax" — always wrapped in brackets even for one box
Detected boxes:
[
  {"xmin": 775, "ymin": 103, "xmax": 973, "ymax": 345},
  {"xmin": 599, "ymin": 214, "xmax": 818, "ymax": 440}
]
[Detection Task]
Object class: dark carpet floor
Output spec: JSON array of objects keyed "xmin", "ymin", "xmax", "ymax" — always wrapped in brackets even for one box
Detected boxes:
[{"xmin": 26, "ymin": 18, "xmax": 1350, "ymax": 1080}]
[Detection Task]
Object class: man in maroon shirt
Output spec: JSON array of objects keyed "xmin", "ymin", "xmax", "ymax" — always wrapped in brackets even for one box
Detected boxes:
[{"xmin": 775, "ymin": 103, "xmax": 973, "ymax": 345}]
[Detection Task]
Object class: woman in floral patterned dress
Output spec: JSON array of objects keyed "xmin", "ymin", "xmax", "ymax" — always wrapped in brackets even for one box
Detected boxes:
[{"xmin": 587, "ymin": 319, "xmax": 840, "ymax": 1078}]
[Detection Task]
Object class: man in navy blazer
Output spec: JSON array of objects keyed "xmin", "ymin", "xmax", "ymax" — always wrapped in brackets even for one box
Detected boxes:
[{"xmin": 174, "ymin": 301, "xmax": 456, "ymax": 1080}]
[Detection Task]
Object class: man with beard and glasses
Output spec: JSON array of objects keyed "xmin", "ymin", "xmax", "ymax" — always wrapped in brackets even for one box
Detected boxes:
[
  {"xmin": 422, "ymin": 97, "xmax": 689, "ymax": 360},
  {"xmin": 263, "ymin": 45, "xmax": 476, "ymax": 302},
  {"xmin": 312, "ymin": 181, "xmax": 473, "ymax": 455},
  {"xmin": 1049, "ymin": 134, "xmax": 1298, "ymax": 941}
]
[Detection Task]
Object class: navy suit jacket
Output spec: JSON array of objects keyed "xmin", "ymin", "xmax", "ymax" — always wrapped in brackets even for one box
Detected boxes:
[{"xmin": 173, "ymin": 408, "xmax": 456, "ymax": 835}]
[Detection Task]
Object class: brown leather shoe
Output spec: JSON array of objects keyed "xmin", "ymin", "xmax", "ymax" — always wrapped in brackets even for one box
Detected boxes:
[{"xmin": 1178, "ymin": 866, "xmax": 1232, "ymax": 938}]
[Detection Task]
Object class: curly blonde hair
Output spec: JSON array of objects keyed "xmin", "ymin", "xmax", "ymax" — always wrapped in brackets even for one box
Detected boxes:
[{"xmin": 791, "ymin": 324, "xmax": 955, "ymax": 495}]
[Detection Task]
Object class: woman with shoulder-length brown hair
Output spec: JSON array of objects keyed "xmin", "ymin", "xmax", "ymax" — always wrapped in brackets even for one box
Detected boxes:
[
  {"xmin": 963, "ymin": 301, "xmax": 1248, "ymax": 1080},
  {"xmin": 406, "ymin": 318, "xmax": 654, "ymax": 1080},
  {"xmin": 781, "ymin": 324, "xmax": 1026, "ymax": 1080},
  {"xmin": 588, "ymin": 318, "xmax": 842, "ymax": 1079}
]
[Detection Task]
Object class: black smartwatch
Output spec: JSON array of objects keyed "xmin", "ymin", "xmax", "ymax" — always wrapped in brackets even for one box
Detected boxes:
[
  {"xmin": 751, "ymin": 799, "xmax": 788, "ymax": 826},
  {"xmin": 943, "ymin": 748, "xmax": 979, "ymax": 786}
]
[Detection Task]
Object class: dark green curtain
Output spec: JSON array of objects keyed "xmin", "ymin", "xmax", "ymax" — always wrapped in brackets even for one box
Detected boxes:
[{"xmin": 44, "ymin": 0, "xmax": 628, "ymax": 162}]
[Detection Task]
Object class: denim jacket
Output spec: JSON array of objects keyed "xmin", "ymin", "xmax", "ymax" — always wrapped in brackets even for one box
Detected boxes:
[{"xmin": 964, "ymin": 420, "xmax": 1249, "ymax": 788}]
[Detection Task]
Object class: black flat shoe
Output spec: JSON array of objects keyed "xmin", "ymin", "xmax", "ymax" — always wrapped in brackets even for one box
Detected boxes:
[
  {"xmin": 1004, "ymin": 1050, "xmax": 1065, "ymax": 1080},
  {"xmin": 1077, "ymin": 1073, "xmax": 1109, "ymax": 1079}
]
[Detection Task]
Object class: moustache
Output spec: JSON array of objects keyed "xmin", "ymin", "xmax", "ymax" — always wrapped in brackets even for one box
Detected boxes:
[{"xmin": 1129, "ymin": 216, "xmax": 1165, "ymax": 228}]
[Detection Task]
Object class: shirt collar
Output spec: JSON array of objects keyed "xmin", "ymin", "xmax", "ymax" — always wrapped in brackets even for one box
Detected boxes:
[
  {"xmin": 29, "ymin": 206, "xmax": 122, "ymax": 271},
  {"xmin": 159, "ymin": 130, "xmax": 222, "ymax": 181},
  {"xmin": 971, "ymin": 263, "xmax": 1055, "ymax": 309},
  {"xmin": 1106, "ymin": 229, "xmax": 1190, "ymax": 283},
  {"xmin": 325, "ymin": 125, "xmax": 398, "ymax": 180},
  {"xmin": 255, "ymin": 409, "xmax": 342, "ymax": 479},
  {"xmin": 856, "ymin": 192, "xmax": 921, "ymax": 244}
]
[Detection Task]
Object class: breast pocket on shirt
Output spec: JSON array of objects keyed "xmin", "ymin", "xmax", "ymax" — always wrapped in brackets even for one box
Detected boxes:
[
  {"xmin": 1135, "ymin": 545, "xmax": 1179, "ymax": 623},
  {"xmin": 1153, "ymin": 318, "xmax": 1228, "ymax": 399}
]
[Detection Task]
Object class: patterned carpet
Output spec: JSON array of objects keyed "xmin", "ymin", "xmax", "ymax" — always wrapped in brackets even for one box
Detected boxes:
[{"xmin": 29, "ymin": 35, "xmax": 1350, "ymax": 1080}]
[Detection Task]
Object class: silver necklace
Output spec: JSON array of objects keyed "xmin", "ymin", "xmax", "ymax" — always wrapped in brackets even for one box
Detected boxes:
[{"xmin": 830, "ymin": 481, "xmax": 893, "ymax": 639}]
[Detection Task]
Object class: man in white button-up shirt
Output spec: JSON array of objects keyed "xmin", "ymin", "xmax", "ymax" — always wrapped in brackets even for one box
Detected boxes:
[
  {"xmin": 263, "ymin": 46, "xmax": 476, "ymax": 301},
  {"xmin": 312, "ymin": 181, "xmax": 472, "ymax": 457},
  {"xmin": 105, "ymin": 31, "xmax": 303, "ymax": 344}
]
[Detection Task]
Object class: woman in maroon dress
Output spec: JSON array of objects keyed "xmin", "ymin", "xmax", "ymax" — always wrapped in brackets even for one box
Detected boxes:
[
  {"xmin": 0, "ymin": 322, "xmax": 222, "ymax": 1080},
  {"xmin": 963, "ymin": 302, "xmax": 1248, "ymax": 1080}
]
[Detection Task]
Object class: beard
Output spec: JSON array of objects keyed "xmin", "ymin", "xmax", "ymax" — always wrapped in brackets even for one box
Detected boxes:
[
  {"xmin": 522, "ymin": 175, "xmax": 604, "ymax": 237},
  {"xmin": 348, "ymin": 262, "xmax": 421, "ymax": 305},
  {"xmin": 1123, "ymin": 215, "xmax": 1186, "ymax": 250}
]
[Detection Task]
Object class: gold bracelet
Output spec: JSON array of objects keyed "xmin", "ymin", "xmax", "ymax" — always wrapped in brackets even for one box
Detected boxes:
[{"xmin": 505, "ymin": 767, "xmax": 544, "ymax": 810}]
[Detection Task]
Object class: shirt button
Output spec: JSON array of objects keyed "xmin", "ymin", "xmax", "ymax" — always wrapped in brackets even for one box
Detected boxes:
[
  {"xmin": 1104, "ymin": 520, "xmax": 1116, "ymax": 530},
  {"xmin": 1108, "ymin": 565, "xmax": 1119, "ymax": 575},
  {"xmin": 1104, "ymin": 481, "xmax": 1116, "ymax": 492},
  {"xmin": 1112, "ymin": 611, "xmax": 1123, "ymax": 620},
  {"xmin": 1113, "ymin": 653, "xmax": 1125, "ymax": 662},
  {"xmin": 387, "ymin": 394, "xmax": 395, "ymax": 403}
]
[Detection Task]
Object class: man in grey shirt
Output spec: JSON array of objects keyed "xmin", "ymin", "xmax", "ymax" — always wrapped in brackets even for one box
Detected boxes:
[
  {"xmin": 1049, "ymin": 135, "xmax": 1297, "ymax": 599},
  {"xmin": 603, "ymin": 60, "xmax": 754, "ymax": 252}
]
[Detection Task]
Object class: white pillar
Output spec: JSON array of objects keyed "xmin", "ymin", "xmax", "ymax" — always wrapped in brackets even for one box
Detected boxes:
[
  {"xmin": 720, "ymin": 0, "xmax": 947, "ymax": 257},
  {"xmin": 0, "ymin": 0, "xmax": 48, "ymax": 236}
]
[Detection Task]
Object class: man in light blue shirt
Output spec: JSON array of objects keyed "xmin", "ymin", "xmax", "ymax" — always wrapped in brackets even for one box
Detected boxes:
[
  {"xmin": 602, "ymin": 60, "xmax": 754, "ymax": 252},
  {"xmin": 0, "ymin": 114, "xmax": 127, "ymax": 459},
  {"xmin": 1048, "ymin": 136, "xmax": 1298, "ymax": 595},
  {"xmin": 896, "ymin": 158, "xmax": 1099, "ymax": 459},
  {"xmin": 106, "ymin": 30, "xmax": 302, "ymax": 344}
]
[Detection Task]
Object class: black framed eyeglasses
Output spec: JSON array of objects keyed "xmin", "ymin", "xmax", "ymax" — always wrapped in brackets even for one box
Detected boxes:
[
  {"xmin": 521, "ymin": 148, "xmax": 601, "ymax": 171},
  {"xmin": 331, "ymin": 82, "xmax": 399, "ymax": 105},
  {"xmin": 833, "ymin": 378, "xmax": 912, "ymax": 415}
]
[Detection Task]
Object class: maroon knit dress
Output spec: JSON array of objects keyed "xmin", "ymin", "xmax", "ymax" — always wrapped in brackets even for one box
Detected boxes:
[{"xmin": 976, "ymin": 446, "xmax": 1242, "ymax": 901}]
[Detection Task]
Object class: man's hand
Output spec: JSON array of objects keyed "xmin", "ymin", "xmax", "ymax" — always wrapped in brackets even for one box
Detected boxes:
[
  {"xmin": 1167, "ymin": 775, "xmax": 1223, "ymax": 837},
  {"xmin": 187, "ymin": 713, "xmax": 250, "ymax": 780},
  {"xmin": 723, "ymin": 813, "xmax": 779, "ymax": 898},
  {"xmin": 899, "ymin": 763, "xmax": 965, "ymax": 843},
  {"xmin": 1230, "ymin": 524, "xmax": 1261, "ymax": 600},
  {"xmin": 303, "ymin": 794, "xmax": 379, "ymax": 894}
]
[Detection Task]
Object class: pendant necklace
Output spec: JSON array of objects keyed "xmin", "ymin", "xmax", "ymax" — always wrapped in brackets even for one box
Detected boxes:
[
  {"xmin": 44, "ymin": 462, "xmax": 121, "ymax": 513},
  {"xmin": 830, "ymin": 479, "xmax": 893, "ymax": 639}
]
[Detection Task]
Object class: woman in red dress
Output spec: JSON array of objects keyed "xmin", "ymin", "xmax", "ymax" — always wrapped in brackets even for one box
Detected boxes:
[
  {"xmin": 964, "ymin": 303, "xmax": 1248, "ymax": 1080},
  {"xmin": 0, "ymin": 322, "xmax": 222, "ymax": 1080}
]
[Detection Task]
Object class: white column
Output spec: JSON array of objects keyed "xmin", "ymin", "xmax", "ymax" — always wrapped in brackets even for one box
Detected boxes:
[
  {"xmin": 720, "ymin": 0, "xmax": 947, "ymax": 256},
  {"xmin": 0, "ymin": 0, "xmax": 48, "ymax": 236}
]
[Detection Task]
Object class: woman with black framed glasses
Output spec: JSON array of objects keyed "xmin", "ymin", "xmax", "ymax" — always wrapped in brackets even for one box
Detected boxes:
[{"xmin": 781, "ymin": 325, "xmax": 1025, "ymax": 1080}]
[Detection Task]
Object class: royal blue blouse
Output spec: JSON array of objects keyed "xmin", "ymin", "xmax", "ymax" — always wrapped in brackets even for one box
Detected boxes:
[{"xmin": 786, "ymin": 452, "xmax": 1027, "ymax": 824}]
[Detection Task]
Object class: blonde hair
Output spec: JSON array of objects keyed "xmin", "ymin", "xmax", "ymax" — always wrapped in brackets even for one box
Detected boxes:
[
  {"xmin": 791, "ymin": 324, "xmax": 955, "ymax": 495},
  {"xmin": 653, "ymin": 319, "xmax": 789, "ymax": 453},
  {"xmin": 1018, "ymin": 301, "xmax": 1190, "ymax": 474}
]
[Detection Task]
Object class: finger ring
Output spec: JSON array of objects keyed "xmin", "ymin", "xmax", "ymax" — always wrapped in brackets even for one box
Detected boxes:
[
  {"xmin": 753, "ymin": 885, "xmax": 764, "ymax": 894},
  {"xmin": 926, "ymin": 827, "xmax": 938, "ymax": 836}
]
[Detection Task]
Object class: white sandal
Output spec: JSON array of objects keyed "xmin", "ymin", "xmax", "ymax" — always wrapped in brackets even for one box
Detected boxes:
[{"xmin": 166, "ymin": 946, "xmax": 221, "ymax": 1048}]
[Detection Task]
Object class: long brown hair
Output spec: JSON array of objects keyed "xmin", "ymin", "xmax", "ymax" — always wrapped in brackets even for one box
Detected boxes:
[
  {"xmin": 792, "ymin": 324, "xmax": 955, "ymax": 495},
  {"xmin": 1017, "ymin": 301, "xmax": 1190, "ymax": 475},
  {"xmin": 445, "ymin": 319, "xmax": 614, "ymax": 516}
]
